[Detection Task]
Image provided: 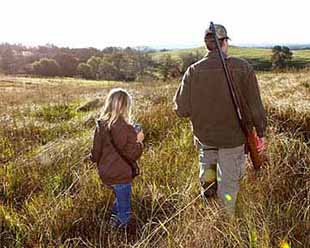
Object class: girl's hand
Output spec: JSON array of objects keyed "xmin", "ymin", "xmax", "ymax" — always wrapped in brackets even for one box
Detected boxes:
[{"xmin": 137, "ymin": 131, "xmax": 145, "ymax": 143}]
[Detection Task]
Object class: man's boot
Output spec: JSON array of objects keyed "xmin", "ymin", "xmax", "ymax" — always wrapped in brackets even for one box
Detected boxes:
[{"xmin": 201, "ymin": 181, "xmax": 217, "ymax": 198}]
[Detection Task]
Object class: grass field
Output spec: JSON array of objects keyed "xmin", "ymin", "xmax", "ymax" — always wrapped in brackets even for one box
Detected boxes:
[{"xmin": 0, "ymin": 71, "xmax": 309, "ymax": 247}]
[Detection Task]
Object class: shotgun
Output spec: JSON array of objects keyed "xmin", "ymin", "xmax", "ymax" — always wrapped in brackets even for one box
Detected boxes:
[{"xmin": 209, "ymin": 22, "xmax": 262, "ymax": 170}]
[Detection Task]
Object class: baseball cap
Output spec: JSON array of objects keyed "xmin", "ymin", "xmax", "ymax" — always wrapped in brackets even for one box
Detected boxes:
[{"xmin": 205, "ymin": 24, "xmax": 230, "ymax": 40}]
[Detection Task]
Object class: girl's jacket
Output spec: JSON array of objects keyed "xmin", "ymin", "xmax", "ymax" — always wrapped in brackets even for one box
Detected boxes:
[{"xmin": 90, "ymin": 117, "xmax": 143, "ymax": 185}]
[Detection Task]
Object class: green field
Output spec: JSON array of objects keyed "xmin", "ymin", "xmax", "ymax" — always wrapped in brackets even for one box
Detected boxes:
[
  {"xmin": 152, "ymin": 46, "xmax": 272, "ymax": 59},
  {"xmin": 0, "ymin": 72, "xmax": 309, "ymax": 247},
  {"xmin": 152, "ymin": 46, "xmax": 310, "ymax": 70}
]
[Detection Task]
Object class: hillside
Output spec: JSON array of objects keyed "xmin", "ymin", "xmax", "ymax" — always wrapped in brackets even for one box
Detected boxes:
[{"xmin": 152, "ymin": 46, "xmax": 310, "ymax": 70}]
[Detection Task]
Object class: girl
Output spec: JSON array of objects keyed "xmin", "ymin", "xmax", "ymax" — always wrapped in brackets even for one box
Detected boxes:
[{"xmin": 90, "ymin": 88, "xmax": 144, "ymax": 230}]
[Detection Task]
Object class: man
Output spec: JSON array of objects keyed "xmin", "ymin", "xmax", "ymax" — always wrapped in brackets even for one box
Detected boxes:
[{"xmin": 174, "ymin": 24, "xmax": 267, "ymax": 215}]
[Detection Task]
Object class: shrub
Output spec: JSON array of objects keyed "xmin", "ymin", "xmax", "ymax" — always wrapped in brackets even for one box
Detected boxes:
[
  {"xmin": 271, "ymin": 46, "xmax": 293, "ymax": 70},
  {"xmin": 180, "ymin": 51, "xmax": 204, "ymax": 73},
  {"xmin": 54, "ymin": 53, "xmax": 79, "ymax": 77},
  {"xmin": 77, "ymin": 63, "xmax": 92, "ymax": 79},
  {"xmin": 32, "ymin": 58, "xmax": 60, "ymax": 77}
]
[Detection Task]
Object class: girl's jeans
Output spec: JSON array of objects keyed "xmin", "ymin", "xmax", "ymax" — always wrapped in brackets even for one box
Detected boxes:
[{"xmin": 111, "ymin": 183, "xmax": 132, "ymax": 227}]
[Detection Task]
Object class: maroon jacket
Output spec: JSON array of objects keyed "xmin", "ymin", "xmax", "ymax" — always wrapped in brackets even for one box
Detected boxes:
[{"xmin": 90, "ymin": 117, "xmax": 143, "ymax": 185}]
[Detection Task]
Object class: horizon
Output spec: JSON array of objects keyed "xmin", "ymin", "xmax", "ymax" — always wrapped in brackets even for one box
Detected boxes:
[
  {"xmin": 1, "ymin": 41, "xmax": 310, "ymax": 51},
  {"xmin": 1, "ymin": 0, "xmax": 310, "ymax": 50}
]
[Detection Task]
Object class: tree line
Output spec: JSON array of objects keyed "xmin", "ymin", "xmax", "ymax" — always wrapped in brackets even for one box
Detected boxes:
[
  {"xmin": 0, "ymin": 43, "xmax": 205, "ymax": 81},
  {"xmin": 0, "ymin": 43, "xmax": 298, "ymax": 81}
]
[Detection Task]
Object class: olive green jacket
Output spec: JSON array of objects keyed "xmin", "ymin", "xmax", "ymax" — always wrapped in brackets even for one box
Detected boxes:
[{"xmin": 174, "ymin": 51, "xmax": 267, "ymax": 148}]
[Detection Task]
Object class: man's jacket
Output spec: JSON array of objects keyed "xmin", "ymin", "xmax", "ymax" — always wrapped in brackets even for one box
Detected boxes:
[{"xmin": 174, "ymin": 51, "xmax": 267, "ymax": 148}]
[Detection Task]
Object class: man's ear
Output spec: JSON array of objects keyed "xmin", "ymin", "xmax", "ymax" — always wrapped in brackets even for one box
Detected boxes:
[{"xmin": 223, "ymin": 39, "xmax": 228, "ymax": 47}]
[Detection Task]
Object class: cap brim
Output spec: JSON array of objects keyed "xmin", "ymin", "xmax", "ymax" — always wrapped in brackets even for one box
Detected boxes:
[{"xmin": 205, "ymin": 31, "xmax": 230, "ymax": 39}]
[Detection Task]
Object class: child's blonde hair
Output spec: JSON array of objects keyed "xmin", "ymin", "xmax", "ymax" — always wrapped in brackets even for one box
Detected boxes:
[{"xmin": 100, "ymin": 88, "xmax": 132, "ymax": 129}]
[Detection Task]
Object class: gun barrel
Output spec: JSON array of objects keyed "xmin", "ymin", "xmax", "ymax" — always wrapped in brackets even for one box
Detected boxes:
[{"xmin": 209, "ymin": 21, "xmax": 262, "ymax": 170}]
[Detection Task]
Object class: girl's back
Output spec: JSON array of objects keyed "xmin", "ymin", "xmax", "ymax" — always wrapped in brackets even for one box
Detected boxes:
[{"xmin": 91, "ymin": 117, "xmax": 143, "ymax": 185}]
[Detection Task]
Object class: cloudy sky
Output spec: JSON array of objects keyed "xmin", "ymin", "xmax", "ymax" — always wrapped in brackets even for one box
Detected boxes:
[{"xmin": 1, "ymin": 0, "xmax": 309, "ymax": 49}]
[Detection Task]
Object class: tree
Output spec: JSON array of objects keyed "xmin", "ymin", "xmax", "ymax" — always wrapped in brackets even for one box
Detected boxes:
[
  {"xmin": 0, "ymin": 46, "xmax": 15, "ymax": 73},
  {"xmin": 271, "ymin": 46, "xmax": 293, "ymax": 70},
  {"xmin": 179, "ymin": 51, "xmax": 204, "ymax": 73},
  {"xmin": 108, "ymin": 53, "xmax": 136, "ymax": 81},
  {"xmin": 87, "ymin": 56, "xmax": 102, "ymax": 79},
  {"xmin": 159, "ymin": 55, "xmax": 180, "ymax": 81},
  {"xmin": 77, "ymin": 63, "xmax": 93, "ymax": 79},
  {"xmin": 32, "ymin": 58, "xmax": 60, "ymax": 76},
  {"xmin": 54, "ymin": 53, "xmax": 79, "ymax": 76},
  {"xmin": 98, "ymin": 60, "xmax": 119, "ymax": 80},
  {"xmin": 134, "ymin": 52, "xmax": 154, "ymax": 76}
]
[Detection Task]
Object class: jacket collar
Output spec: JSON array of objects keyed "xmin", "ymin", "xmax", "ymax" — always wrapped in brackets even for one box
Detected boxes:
[{"xmin": 206, "ymin": 50, "xmax": 228, "ymax": 59}]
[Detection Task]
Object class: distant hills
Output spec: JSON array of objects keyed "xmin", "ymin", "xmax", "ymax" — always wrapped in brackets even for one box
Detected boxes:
[
  {"xmin": 235, "ymin": 43, "xmax": 310, "ymax": 50},
  {"xmin": 150, "ymin": 43, "xmax": 310, "ymax": 51}
]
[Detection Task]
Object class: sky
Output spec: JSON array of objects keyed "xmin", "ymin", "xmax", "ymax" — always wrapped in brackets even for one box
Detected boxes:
[{"xmin": 1, "ymin": 0, "xmax": 309, "ymax": 49}]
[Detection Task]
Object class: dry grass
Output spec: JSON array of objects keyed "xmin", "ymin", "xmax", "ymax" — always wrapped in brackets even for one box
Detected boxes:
[{"xmin": 0, "ymin": 72, "xmax": 309, "ymax": 247}]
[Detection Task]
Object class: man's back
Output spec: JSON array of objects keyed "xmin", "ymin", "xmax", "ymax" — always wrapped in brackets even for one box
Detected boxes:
[{"xmin": 174, "ymin": 51, "xmax": 266, "ymax": 148}]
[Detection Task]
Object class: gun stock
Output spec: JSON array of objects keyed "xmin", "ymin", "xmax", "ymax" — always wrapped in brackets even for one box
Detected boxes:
[{"xmin": 246, "ymin": 129, "xmax": 262, "ymax": 170}]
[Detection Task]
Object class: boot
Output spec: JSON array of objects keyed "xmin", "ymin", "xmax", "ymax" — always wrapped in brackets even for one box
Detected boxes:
[
  {"xmin": 126, "ymin": 216, "xmax": 137, "ymax": 240},
  {"xmin": 201, "ymin": 181, "xmax": 217, "ymax": 198}
]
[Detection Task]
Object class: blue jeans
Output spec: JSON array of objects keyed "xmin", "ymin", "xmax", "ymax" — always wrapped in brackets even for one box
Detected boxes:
[{"xmin": 110, "ymin": 183, "xmax": 132, "ymax": 227}]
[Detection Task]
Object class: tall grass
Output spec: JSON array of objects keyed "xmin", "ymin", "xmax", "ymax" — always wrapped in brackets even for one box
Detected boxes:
[{"xmin": 0, "ymin": 73, "xmax": 309, "ymax": 247}]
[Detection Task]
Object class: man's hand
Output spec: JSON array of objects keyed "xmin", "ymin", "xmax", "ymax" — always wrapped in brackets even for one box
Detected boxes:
[
  {"xmin": 256, "ymin": 137, "xmax": 266, "ymax": 154},
  {"xmin": 137, "ymin": 131, "xmax": 145, "ymax": 143}
]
